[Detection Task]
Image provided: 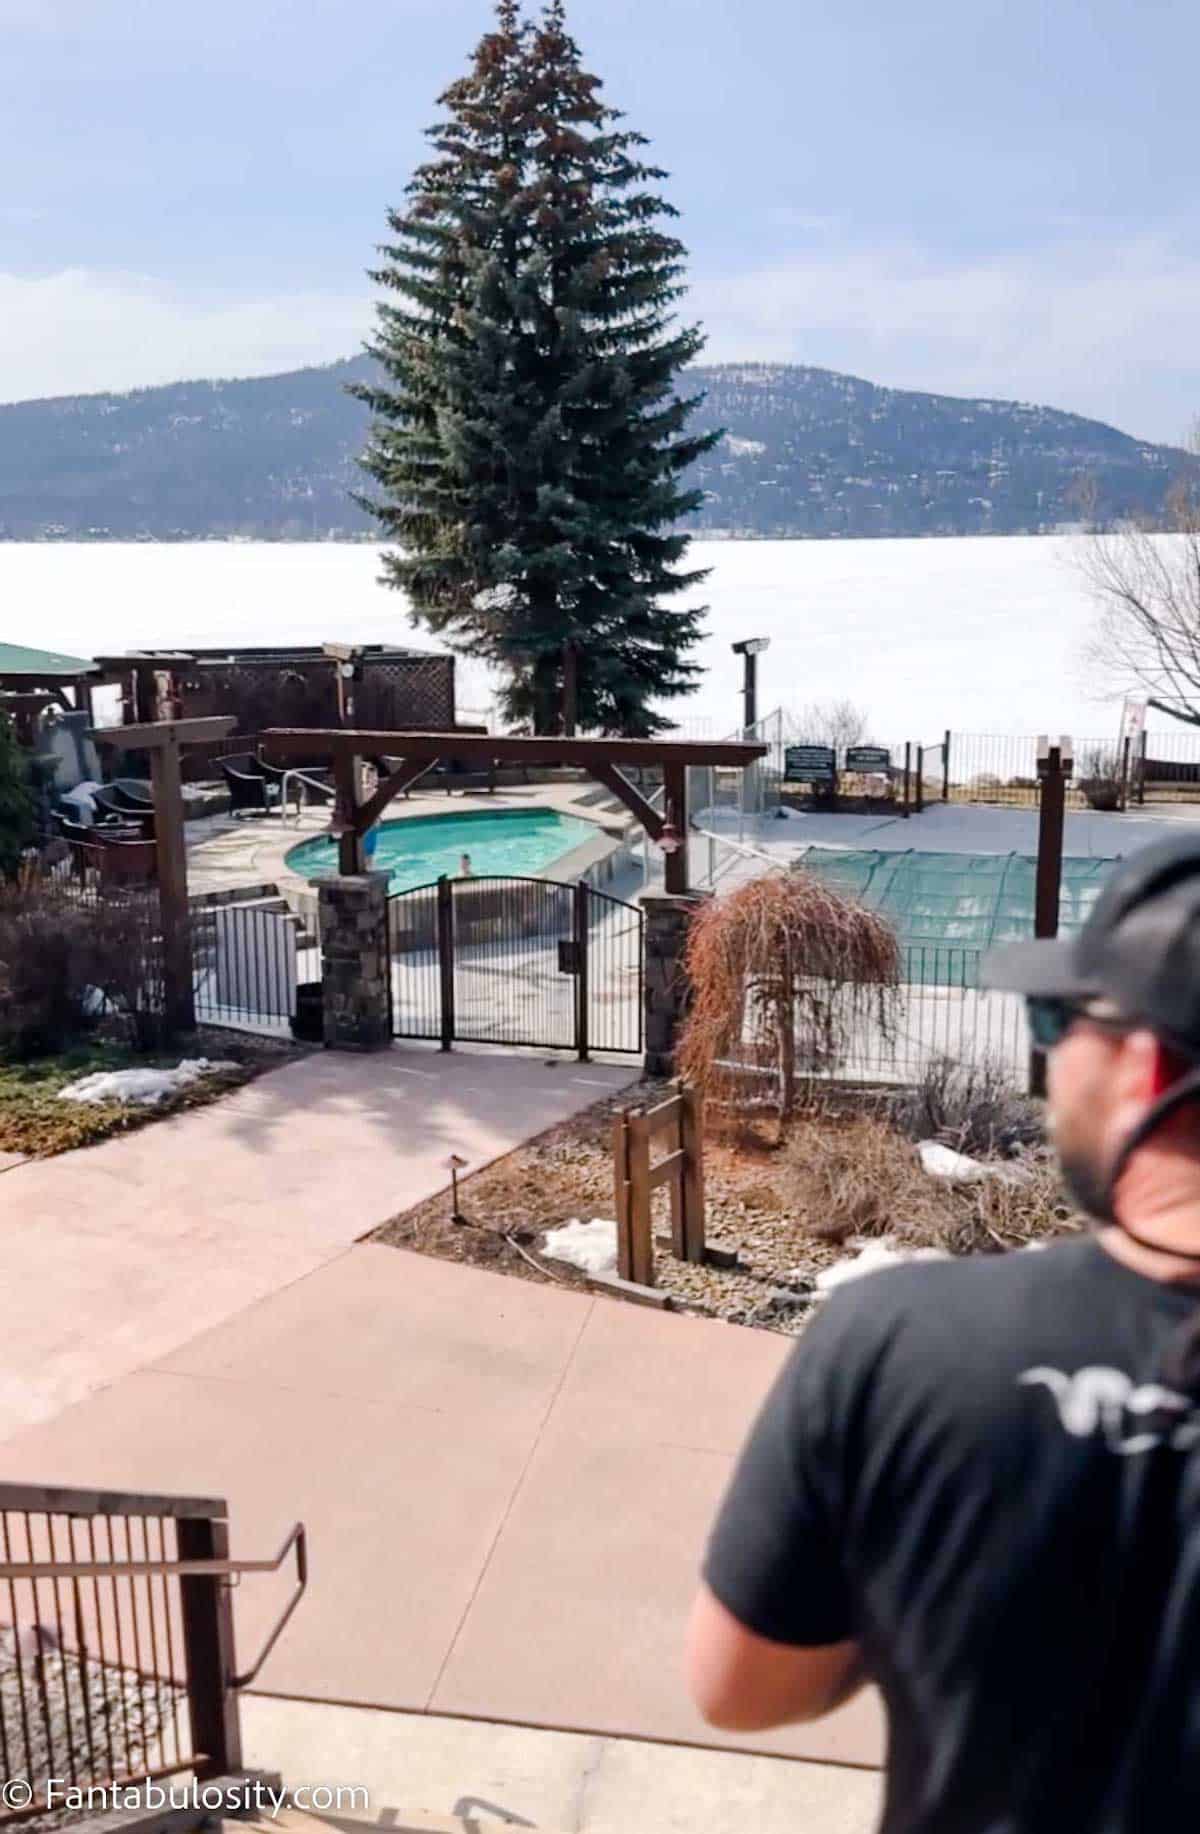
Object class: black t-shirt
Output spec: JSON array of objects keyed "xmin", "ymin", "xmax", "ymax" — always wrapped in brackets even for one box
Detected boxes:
[{"xmin": 704, "ymin": 1235, "xmax": 1200, "ymax": 1833}]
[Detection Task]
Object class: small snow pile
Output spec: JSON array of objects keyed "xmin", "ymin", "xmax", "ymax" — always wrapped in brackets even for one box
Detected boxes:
[
  {"xmin": 58, "ymin": 1059, "xmax": 238, "ymax": 1108},
  {"xmin": 542, "ymin": 1217, "xmax": 618, "ymax": 1278},
  {"xmin": 919, "ymin": 1140, "xmax": 994, "ymax": 1183},
  {"xmin": 814, "ymin": 1240, "xmax": 950, "ymax": 1297}
]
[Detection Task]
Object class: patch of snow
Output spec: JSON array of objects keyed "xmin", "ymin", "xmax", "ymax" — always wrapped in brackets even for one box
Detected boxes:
[
  {"xmin": 542, "ymin": 1217, "xmax": 618, "ymax": 1278},
  {"xmin": 813, "ymin": 1239, "xmax": 951, "ymax": 1295},
  {"xmin": 919, "ymin": 1140, "xmax": 993, "ymax": 1182},
  {"xmin": 58, "ymin": 1058, "xmax": 238, "ymax": 1108}
]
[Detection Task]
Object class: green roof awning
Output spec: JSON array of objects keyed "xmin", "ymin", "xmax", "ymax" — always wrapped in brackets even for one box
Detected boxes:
[{"xmin": 0, "ymin": 642, "xmax": 98, "ymax": 679}]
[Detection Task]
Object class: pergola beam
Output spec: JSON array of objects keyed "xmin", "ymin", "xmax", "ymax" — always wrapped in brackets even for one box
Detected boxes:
[
  {"xmin": 354, "ymin": 759, "xmax": 438, "ymax": 835},
  {"xmin": 588, "ymin": 761, "xmax": 665, "ymax": 842},
  {"xmin": 263, "ymin": 730, "xmax": 767, "ymax": 770},
  {"xmin": 262, "ymin": 726, "xmax": 767, "ymax": 897}
]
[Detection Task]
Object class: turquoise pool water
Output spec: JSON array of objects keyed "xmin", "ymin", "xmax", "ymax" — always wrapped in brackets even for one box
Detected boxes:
[{"xmin": 286, "ymin": 807, "xmax": 601, "ymax": 894}]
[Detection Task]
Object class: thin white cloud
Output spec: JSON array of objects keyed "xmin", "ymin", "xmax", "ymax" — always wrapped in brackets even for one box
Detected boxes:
[
  {"xmin": 690, "ymin": 233, "xmax": 1200, "ymax": 447},
  {"xmin": 0, "ymin": 269, "xmax": 370, "ymax": 403}
]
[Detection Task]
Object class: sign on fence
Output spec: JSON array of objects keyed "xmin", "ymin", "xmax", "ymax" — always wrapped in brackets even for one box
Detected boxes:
[
  {"xmin": 784, "ymin": 744, "xmax": 837, "ymax": 784},
  {"xmin": 845, "ymin": 745, "xmax": 893, "ymax": 775}
]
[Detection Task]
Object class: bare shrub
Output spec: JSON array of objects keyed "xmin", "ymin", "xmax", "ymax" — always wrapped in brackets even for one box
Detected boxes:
[
  {"xmin": 0, "ymin": 883, "xmax": 101, "ymax": 1058},
  {"xmin": 794, "ymin": 699, "xmax": 875, "ymax": 754},
  {"xmin": 890, "ymin": 1056, "xmax": 1043, "ymax": 1159},
  {"xmin": 676, "ymin": 871, "xmax": 901, "ymax": 1132},
  {"xmin": 0, "ymin": 877, "xmax": 169, "ymax": 1059}
]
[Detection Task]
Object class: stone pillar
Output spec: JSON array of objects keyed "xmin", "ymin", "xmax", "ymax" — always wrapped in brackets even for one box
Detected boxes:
[
  {"xmin": 318, "ymin": 872, "xmax": 392, "ymax": 1051},
  {"xmin": 642, "ymin": 892, "xmax": 707, "ymax": 1078}
]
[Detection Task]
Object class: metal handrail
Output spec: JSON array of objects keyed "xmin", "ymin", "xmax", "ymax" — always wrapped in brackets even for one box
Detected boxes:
[
  {"xmin": 280, "ymin": 768, "xmax": 335, "ymax": 824},
  {"xmin": 0, "ymin": 1521, "xmax": 307, "ymax": 1692}
]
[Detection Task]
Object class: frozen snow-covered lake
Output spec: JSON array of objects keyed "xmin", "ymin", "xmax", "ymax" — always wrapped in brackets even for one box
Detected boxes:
[{"xmin": 2, "ymin": 534, "xmax": 1118, "ymax": 742}]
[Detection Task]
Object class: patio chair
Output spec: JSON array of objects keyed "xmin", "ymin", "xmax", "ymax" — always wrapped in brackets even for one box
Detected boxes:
[
  {"xmin": 92, "ymin": 787, "xmax": 155, "ymax": 836},
  {"xmin": 221, "ymin": 757, "xmax": 282, "ymax": 818},
  {"xmin": 108, "ymin": 780, "xmax": 155, "ymax": 814},
  {"xmin": 95, "ymin": 836, "xmax": 157, "ymax": 887}
]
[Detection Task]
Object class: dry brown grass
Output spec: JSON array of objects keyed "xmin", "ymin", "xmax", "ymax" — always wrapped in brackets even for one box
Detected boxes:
[{"xmin": 773, "ymin": 1106, "xmax": 1078, "ymax": 1256}]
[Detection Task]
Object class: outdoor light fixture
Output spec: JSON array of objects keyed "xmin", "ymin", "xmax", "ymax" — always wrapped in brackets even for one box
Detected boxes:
[
  {"xmin": 1036, "ymin": 734, "xmax": 1075, "ymax": 780},
  {"xmin": 445, "ymin": 1153, "xmax": 469, "ymax": 1224},
  {"xmin": 732, "ymin": 637, "xmax": 771, "ymax": 737},
  {"xmin": 659, "ymin": 823, "xmax": 683, "ymax": 856}
]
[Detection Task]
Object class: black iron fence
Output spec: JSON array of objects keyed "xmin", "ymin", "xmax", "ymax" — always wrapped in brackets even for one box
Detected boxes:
[
  {"xmin": 191, "ymin": 892, "xmax": 317, "ymax": 1033},
  {"xmin": 0, "ymin": 1482, "xmax": 305, "ymax": 1816},
  {"xmin": 806, "ymin": 945, "xmax": 1028, "ymax": 1088},
  {"xmin": 388, "ymin": 875, "xmax": 643, "ymax": 1058}
]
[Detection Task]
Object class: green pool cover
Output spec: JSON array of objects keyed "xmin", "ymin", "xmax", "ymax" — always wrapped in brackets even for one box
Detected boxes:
[{"xmin": 795, "ymin": 848, "xmax": 1117, "ymax": 985}]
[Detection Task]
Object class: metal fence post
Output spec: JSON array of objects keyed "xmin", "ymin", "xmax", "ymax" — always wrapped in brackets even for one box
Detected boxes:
[
  {"xmin": 574, "ymin": 880, "xmax": 590, "ymax": 1063},
  {"xmin": 902, "ymin": 742, "xmax": 912, "ymax": 818},
  {"xmin": 1120, "ymin": 734, "xmax": 1132, "ymax": 812},
  {"xmin": 1138, "ymin": 729, "xmax": 1148, "ymax": 805},
  {"xmin": 177, "ymin": 1512, "xmax": 243, "ymax": 1780},
  {"xmin": 942, "ymin": 729, "xmax": 951, "ymax": 802},
  {"xmin": 436, "ymin": 874, "xmax": 455, "ymax": 1052},
  {"xmin": 915, "ymin": 745, "xmax": 926, "ymax": 815}
]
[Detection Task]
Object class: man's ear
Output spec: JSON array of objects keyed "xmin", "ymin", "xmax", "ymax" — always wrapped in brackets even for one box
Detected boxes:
[
  {"xmin": 1124, "ymin": 1028, "xmax": 1176, "ymax": 1100},
  {"xmin": 1115, "ymin": 1034, "xmax": 1174, "ymax": 1100}
]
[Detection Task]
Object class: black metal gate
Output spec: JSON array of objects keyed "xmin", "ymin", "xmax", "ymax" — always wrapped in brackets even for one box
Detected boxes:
[{"xmin": 387, "ymin": 875, "xmax": 643, "ymax": 1057}]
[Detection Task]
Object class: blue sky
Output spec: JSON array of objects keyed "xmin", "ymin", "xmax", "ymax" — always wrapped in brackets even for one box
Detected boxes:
[{"xmin": 3, "ymin": 0, "xmax": 1199, "ymax": 441}]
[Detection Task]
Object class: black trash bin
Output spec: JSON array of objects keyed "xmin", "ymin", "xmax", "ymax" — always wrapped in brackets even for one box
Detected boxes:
[{"xmin": 292, "ymin": 982, "xmax": 325, "ymax": 1044}]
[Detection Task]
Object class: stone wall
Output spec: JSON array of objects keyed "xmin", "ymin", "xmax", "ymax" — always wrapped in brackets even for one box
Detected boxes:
[
  {"xmin": 642, "ymin": 892, "xmax": 707, "ymax": 1078},
  {"xmin": 318, "ymin": 872, "xmax": 392, "ymax": 1051}
]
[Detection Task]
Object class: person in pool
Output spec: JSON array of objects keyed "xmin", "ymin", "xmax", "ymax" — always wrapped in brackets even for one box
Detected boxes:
[{"xmin": 459, "ymin": 853, "xmax": 473, "ymax": 878}]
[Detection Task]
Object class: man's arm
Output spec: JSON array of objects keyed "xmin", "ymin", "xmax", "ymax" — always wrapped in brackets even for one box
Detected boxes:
[{"xmin": 687, "ymin": 1583, "xmax": 866, "ymax": 1730}]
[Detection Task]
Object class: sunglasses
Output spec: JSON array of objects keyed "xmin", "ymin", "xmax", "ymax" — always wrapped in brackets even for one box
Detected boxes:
[{"xmin": 1027, "ymin": 996, "xmax": 1129, "ymax": 1051}]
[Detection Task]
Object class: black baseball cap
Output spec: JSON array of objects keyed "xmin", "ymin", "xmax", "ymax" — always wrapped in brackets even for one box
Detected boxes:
[{"xmin": 982, "ymin": 833, "xmax": 1200, "ymax": 1054}]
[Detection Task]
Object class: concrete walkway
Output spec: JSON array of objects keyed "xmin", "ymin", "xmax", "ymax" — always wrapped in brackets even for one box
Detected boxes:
[
  {"xmin": 0, "ymin": 1049, "xmax": 636, "ymax": 1440},
  {"xmin": 0, "ymin": 1244, "xmax": 884, "ymax": 1776},
  {"xmin": 241, "ymin": 1697, "xmax": 884, "ymax": 1832}
]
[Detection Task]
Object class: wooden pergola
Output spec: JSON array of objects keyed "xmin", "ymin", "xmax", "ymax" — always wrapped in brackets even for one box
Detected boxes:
[
  {"xmin": 89, "ymin": 716, "xmax": 237, "ymax": 1032},
  {"xmin": 262, "ymin": 730, "xmax": 769, "ymax": 895}
]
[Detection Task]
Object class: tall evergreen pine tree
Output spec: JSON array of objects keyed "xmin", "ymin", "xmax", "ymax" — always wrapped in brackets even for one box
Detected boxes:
[{"xmin": 354, "ymin": 0, "xmax": 718, "ymax": 735}]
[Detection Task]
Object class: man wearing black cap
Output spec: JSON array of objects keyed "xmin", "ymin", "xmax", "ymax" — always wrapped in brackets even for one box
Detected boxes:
[{"xmin": 687, "ymin": 833, "xmax": 1200, "ymax": 1830}]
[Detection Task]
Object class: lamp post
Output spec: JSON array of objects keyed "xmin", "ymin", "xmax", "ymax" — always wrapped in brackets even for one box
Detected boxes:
[{"xmin": 731, "ymin": 637, "xmax": 770, "ymax": 738}]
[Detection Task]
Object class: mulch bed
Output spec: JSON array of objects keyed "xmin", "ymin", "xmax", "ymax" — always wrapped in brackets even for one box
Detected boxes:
[{"xmin": 372, "ymin": 1079, "xmax": 1076, "ymax": 1334}]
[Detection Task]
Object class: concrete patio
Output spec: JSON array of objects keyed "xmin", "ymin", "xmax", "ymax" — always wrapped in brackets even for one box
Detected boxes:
[{"xmin": 0, "ymin": 1245, "xmax": 885, "ymax": 1778}]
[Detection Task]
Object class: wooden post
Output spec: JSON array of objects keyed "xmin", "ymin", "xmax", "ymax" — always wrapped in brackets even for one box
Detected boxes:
[
  {"xmin": 1138, "ymin": 729, "xmax": 1148, "ymax": 806},
  {"xmin": 662, "ymin": 762, "xmax": 689, "ymax": 896},
  {"xmin": 574, "ymin": 879, "xmax": 590, "ymax": 1063},
  {"xmin": 334, "ymin": 751, "xmax": 366, "ymax": 875},
  {"xmin": 1031, "ymin": 744, "xmax": 1068, "ymax": 1096},
  {"xmin": 1120, "ymin": 734, "xmax": 1132, "ymax": 812},
  {"xmin": 613, "ymin": 1110, "xmax": 633, "ymax": 1281},
  {"xmin": 436, "ymin": 875, "xmax": 455, "ymax": 1052},
  {"xmin": 679, "ymin": 1084, "xmax": 706, "ymax": 1264},
  {"xmin": 150, "ymin": 730, "xmax": 196, "ymax": 1034},
  {"xmin": 627, "ymin": 1116, "xmax": 654, "ymax": 1286}
]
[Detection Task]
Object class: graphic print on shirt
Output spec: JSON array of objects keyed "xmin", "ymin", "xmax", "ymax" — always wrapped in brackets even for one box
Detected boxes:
[{"xmin": 1018, "ymin": 1366, "xmax": 1200, "ymax": 1454}]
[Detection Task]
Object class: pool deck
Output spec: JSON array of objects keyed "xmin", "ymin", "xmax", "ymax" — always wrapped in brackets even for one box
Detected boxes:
[{"xmin": 186, "ymin": 780, "xmax": 629, "ymax": 904}]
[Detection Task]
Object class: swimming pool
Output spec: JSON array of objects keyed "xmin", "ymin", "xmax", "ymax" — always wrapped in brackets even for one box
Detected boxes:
[{"xmin": 286, "ymin": 807, "xmax": 602, "ymax": 895}]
